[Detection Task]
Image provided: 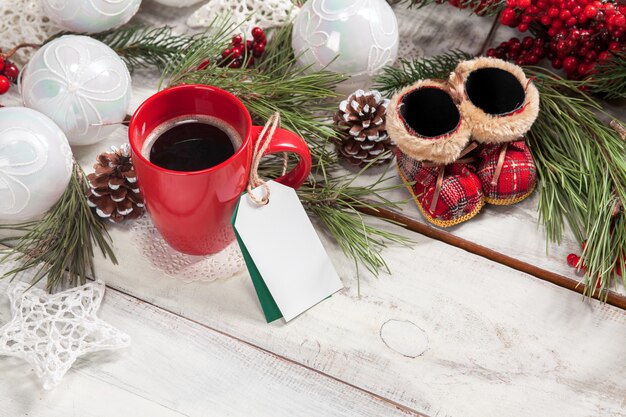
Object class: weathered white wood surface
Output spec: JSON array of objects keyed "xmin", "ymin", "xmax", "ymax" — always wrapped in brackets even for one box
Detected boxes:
[
  {"xmin": 2, "ymin": 2, "xmax": 626, "ymax": 417},
  {"xmin": 78, "ymin": 211, "xmax": 626, "ymax": 417},
  {"xmin": 0, "ymin": 274, "xmax": 417, "ymax": 417}
]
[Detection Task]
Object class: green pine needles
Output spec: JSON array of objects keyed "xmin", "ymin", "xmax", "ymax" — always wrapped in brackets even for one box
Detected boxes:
[
  {"xmin": 375, "ymin": 50, "xmax": 473, "ymax": 96},
  {"xmin": 0, "ymin": 164, "xmax": 117, "ymax": 292},
  {"xmin": 526, "ymin": 67, "xmax": 626, "ymax": 297},
  {"xmin": 585, "ymin": 51, "xmax": 626, "ymax": 100}
]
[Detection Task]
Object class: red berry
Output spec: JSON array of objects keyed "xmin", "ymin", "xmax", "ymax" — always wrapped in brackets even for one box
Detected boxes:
[
  {"xmin": 567, "ymin": 253, "xmax": 581, "ymax": 268},
  {"xmin": 222, "ymin": 48, "xmax": 232, "ymax": 59},
  {"xmin": 0, "ymin": 76, "xmax": 9, "ymax": 94},
  {"xmin": 251, "ymin": 27, "xmax": 265, "ymax": 41},
  {"xmin": 197, "ymin": 58, "xmax": 211, "ymax": 70},
  {"xmin": 501, "ymin": 8, "xmax": 517, "ymax": 25},
  {"xmin": 563, "ymin": 56, "xmax": 578, "ymax": 72},
  {"xmin": 231, "ymin": 47, "xmax": 243, "ymax": 59},
  {"xmin": 0, "ymin": 57, "xmax": 4, "ymax": 73},
  {"xmin": 540, "ymin": 15, "xmax": 552, "ymax": 26},
  {"xmin": 4, "ymin": 62, "xmax": 18, "ymax": 81},
  {"xmin": 229, "ymin": 59, "xmax": 243, "ymax": 69},
  {"xmin": 583, "ymin": 5, "xmax": 597, "ymax": 19},
  {"xmin": 246, "ymin": 40, "xmax": 254, "ymax": 51},
  {"xmin": 522, "ymin": 36, "xmax": 534, "ymax": 48},
  {"xmin": 252, "ymin": 43, "xmax": 265, "ymax": 58},
  {"xmin": 232, "ymin": 35, "xmax": 243, "ymax": 45}
]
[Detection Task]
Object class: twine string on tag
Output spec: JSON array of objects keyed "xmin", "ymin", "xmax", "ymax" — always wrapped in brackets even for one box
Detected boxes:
[{"xmin": 247, "ymin": 112, "xmax": 287, "ymax": 205}]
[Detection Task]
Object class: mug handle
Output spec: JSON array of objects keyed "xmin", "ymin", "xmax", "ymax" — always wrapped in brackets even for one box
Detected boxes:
[{"xmin": 251, "ymin": 125, "xmax": 312, "ymax": 190}]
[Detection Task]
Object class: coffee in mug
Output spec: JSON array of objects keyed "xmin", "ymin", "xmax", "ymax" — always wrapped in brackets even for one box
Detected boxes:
[
  {"xmin": 142, "ymin": 115, "xmax": 242, "ymax": 172},
  {"xmin": 129, "ymin": 84, "xmax": 312, "ymax": 255}
]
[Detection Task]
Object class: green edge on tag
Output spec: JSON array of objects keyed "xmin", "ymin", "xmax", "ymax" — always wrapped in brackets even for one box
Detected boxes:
[{"xmin": 231, "ymin": 197, "xmax": 283, "ymax": 323}]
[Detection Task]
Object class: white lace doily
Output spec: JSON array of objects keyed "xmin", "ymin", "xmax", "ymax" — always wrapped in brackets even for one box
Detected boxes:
[
  {"xmin": 0, "ymin": 279, "xmax": 130, "ymax": 390},
  {"xmin": 0, "ymin": 0, "xmax": 62, "ymax": 64},
  {"xmin": 131, "ymin": 215, "xmax": 245, "ymax": 283},
  {"xmin": 187, "ymin": 0, "xmax": 299, "ymax": 34}
]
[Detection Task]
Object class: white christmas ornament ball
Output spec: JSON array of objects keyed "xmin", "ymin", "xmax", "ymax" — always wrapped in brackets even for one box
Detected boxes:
[
  {"xmin": 22, "ymin": 35, "xmax": 132, "ymax": 146},
  {"xmin": 292, "ymin": 0, "xmax": 399, "ymax": 92},
  {"xmin": 41, "ymin": 0, "xmax": 142, "ymax": 33},
  {"xmin": 0, "ymin": 107, "xmax": 73, "ymax": 222}
]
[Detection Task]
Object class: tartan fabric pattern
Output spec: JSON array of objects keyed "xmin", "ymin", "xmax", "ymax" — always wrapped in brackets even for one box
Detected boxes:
[
  {"xmin": 476, "ymin": 140, "xmax": 537, "ymax": 204},
  {"xmin": 396, "ymin": 148, "xmax": 484, "ymax": 224}
]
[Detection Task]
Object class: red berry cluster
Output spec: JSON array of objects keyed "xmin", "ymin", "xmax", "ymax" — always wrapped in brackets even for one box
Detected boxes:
[
  {"xmin": 220, "ymin": 27, "xmax": 267, "ymax": 69},
  {"xmin": 0, "ymin": 56, "xmax": 19, "ymax": 95},
  {"xmin": 196, "ymin": 27, "xmax": 267, "ymax": 71},
  {"xmin": 488, "ymin": 0, "xmax": 626, "ymax": 79},
  {"xmin": 486, "ymin": 35, "xmax": 546, "ymax": 64}
]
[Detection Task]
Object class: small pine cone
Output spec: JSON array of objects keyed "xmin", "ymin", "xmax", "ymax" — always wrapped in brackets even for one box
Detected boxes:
[
  {"xmin": 87, "ymin": 144, "xmax": 145, "ymax": 223},
  {"xmin": 334, "ymin": 89, "xmax": 395, "ymax": 168}
]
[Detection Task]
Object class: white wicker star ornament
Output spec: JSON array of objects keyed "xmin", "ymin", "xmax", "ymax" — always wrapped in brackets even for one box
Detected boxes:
[
  {"xmin": 0, "ymin": 280, "xmax": 130, "ymax": 390},
  {"xmin": 187, "ymin": 0, "xmax": 299, "ymax": 34}
]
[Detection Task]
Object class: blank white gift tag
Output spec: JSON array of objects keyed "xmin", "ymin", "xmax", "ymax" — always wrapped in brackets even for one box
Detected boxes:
[{"xmin": 234, "ymin": 180, "xmax": 343, "ymax": 322}]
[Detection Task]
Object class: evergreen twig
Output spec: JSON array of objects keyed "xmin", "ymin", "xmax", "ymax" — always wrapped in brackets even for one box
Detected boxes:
[
  {"xmin": 90, "ymin": 26, "xmax": 200, "ymax": 73},
  {"xmin": 375, "ymin": 50, "xmax": 473, "ymax": 96},
  {"xmin": 525, "ymin": 67, "xmax": 626, "ymax": 297},
  {"xmin": 585, "ymin": 51, "xmax": 626, "ymax": 100},
  {"xmin": 162, "ymin": 20, "xmax": 345, "ymax": 169},
  {"xmin": 0, "ymin": 163, "xmax": 117, "ymax": 292}
]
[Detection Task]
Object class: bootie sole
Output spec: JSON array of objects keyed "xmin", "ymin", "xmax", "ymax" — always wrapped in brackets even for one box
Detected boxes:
[
  {"xmin": 397, "ymin": 166, "xmax": 485, "ymax": 228},
  {"xmin": 483, "ymin": 180, "xmax": 536, "ymax": 206}
]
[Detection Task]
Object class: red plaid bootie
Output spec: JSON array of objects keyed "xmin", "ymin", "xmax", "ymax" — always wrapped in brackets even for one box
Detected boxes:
[
  {"xmin": 450, "ymin": 57, "xmax": 540, "ymax": 205},
  {"xmin": 388, "ymin": 80, "xmax": 484, "ymax": 227},
  {"xmin": 476, "ymin": 140, "xmax": 537, "ymax": 205}
]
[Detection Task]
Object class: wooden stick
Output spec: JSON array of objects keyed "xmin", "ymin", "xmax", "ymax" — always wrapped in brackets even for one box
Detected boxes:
[{"xmin": 357, "ymin": 205, "xmax": 626, "ymax": 311}]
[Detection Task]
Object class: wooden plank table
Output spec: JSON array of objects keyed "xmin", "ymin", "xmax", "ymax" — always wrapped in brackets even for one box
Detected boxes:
[{"xmin": 1, "ymin": 2, "xmax": 625, "ymax": 417}]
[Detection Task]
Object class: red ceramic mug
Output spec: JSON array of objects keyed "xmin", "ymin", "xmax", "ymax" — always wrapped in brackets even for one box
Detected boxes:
[{"xmin": 129, "ymin": 84, "xmax": 312, "ymax": 255}]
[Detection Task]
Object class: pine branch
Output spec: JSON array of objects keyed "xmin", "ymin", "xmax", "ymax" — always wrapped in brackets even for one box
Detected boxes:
[
  {"xmin": 585, "ymin": 51, "xmax": 626, "ymax": 100},
  {"xmin": 374, "ymin": 50, "xmax": 473, "ymax": 97},
  {"xmin": 162, "ymin": 21, "xmax": 345, "ymax": 169},
  {"xmin": 525, "ymin": 67, "xmax": 626, "ymax": 297},
  {"xmin": 301, "ymin": 164, "xmax": 414, "ymax": 278},
  {"xmin": 90, "ymin": 26, "xmax": 200, "ymax": 73},
  {"xmin": 0, "ymin": 163, "xmax": 117, "ymax": 292}
]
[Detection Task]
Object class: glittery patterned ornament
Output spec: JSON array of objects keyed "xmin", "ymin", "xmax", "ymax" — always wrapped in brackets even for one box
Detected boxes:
[
  {"xmin": 0, "ymin": 0, "xmax": 62, "ymax": 64},
  {"xmin": 41, "ymin": 0, "xmax": 142, "ymax": 34},
  {"xmin": 187, "ymin": 0, "xmax": 299, "ymax": 35},
  {"xmin": 292, "ymin": 0, "xmax": 399, "ymax": 93},
  {"xmin": 0, "ymin": 280, "xmax": 130, "ymax": 390},
  {"xmin": 0, "ymin": 107, "xmax": 73, "ymax": 222},
  {"xmin": 21, "ymin": 35, "xmax": 132, "ymax": 146}
]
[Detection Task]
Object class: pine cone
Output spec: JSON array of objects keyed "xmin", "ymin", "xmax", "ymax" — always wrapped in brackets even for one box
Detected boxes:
[
  {"xmin": 334, "ymin": 89, "xmax": 395, "ymax": 167},
  {"xmin": 87, "ymin": 144, "xmax": 145, "ymax": 223}
]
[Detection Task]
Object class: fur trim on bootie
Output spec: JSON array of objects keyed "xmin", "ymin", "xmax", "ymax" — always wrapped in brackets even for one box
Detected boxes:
[
  {"xmin": 450, "ymin": 57, "xmax": 539, "ymax": 144},
  {"xmin": 387, "ymin": 80, "xmax": 471, "ymax": 165}
]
